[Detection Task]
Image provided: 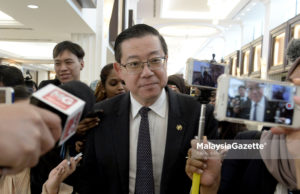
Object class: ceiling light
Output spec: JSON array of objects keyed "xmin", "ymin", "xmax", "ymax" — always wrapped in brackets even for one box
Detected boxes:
[
  {"xmin": 241, "ymin": 12, "xmax": 245, "ymax": 16},
  {"xmin": 237, "ymin": 17, "xmax": 241, "ymax": 20},
  {"xmin": 27, "ymin": 4, "xmax": 39, "ymax": 9}
]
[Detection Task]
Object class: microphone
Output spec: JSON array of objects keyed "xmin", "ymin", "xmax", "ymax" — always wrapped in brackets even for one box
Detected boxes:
[{"xmin": 30, "ymin": 81, "xmax": 95, "ymax": 146}]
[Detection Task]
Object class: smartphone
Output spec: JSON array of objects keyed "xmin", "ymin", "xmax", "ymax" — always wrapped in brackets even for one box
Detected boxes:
[
  {"xmin": 68, "ymin": 152, "xmax": 83, "ymax": 165},
  {"xmin": 215, "ymin": 75, "xmax": 300, "ymax": 127},
  {"xmin": 185, "ymin": 58, "xmax": 228, "ymax": 89},
  {"xmin": 85, "ymin": 109, "xmax": 104, "ymax": 118},
  {"xmin": 0, "ymin": 87, "xmax": 14, "ymax": 104}
]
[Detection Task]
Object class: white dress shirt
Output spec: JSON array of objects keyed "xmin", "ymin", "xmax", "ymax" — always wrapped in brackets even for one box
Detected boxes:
[
  {"xmin": 250, "ymin": 97, "xmax": 265, "ymax": 122},
  {"xmin": 129, "ymin": 89, "xmax": 169, "ymax": 194}
]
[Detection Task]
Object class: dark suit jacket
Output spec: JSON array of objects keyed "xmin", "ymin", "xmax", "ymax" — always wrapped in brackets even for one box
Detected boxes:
[
  {"xmin": 218, "ymin": 131, "xmax": 278, "ymax": 194},
  {"xmin": 78, "ymin": 88, "xmax": 218, "ymax": 194},
  {"xmin": 238, "ymin": 97, "xmax": 277, "ymax": 122}
]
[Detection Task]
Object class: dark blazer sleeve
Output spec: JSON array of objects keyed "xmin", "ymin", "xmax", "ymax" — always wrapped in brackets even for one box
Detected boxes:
[{"xmin": 77, "ymin": 126, "xmax": 105, "ymax": 194}]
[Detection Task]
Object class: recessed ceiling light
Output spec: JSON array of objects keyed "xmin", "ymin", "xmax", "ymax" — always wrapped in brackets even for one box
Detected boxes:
[{"xmin": 27, "ymin": 4, "xmax": 39, "ymax": 9}]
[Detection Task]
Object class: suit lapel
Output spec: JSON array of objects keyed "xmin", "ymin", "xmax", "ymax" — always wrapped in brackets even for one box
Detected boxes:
[
  {"xmin": 112, "ymin": 93, "xmax": 130, "ymax": 193},
  {"xmin": 161, "ymin": 88, "xmax": 186, "ymax": 189}
]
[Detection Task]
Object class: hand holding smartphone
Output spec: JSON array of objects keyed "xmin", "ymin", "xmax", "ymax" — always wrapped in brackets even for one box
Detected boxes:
[
  {"xmin": 215, "ymin": 75, "xmax": 300, "ymax": 127},
  {"xmin": 67, "ymin": 152, "xmax": 83, "ymax": 166}
]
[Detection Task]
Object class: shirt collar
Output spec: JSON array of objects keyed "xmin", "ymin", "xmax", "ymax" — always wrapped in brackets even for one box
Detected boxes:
[
  {"xmin": 130, "ymin": 89, "xmax": 167, "ymax": 119},
  {"xmin": 251, "ymin": 96, "xmax": 264, "ymax": 106}
]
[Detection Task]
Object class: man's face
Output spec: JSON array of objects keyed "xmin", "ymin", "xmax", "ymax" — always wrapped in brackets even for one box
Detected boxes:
[
  {"xmin": 247, "ymin": 82, "xmax": 263, "ymax": 103},
  {"xmin": 239, "ymin": 87, "xmax": 246, "ymax": 97},
  {"xmin": 54, "ymin": 50, "xmax": 84, "ymax": 83},
  {"xmin": 115, "ymin": 35, "xmax": 168, "ymax": 106}
]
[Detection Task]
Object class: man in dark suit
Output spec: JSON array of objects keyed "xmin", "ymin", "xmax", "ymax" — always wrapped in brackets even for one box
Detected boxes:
[
  {"xmin": 38, "ymin": 41, "xmax": 85, "ymax": 89},
  {"xmin": 79, "ymin": 24, "xmax": 218, "ymax": 194},
  {"xmin": 237, "ymin": 81, "xmax": 277, "ymax": 122}
]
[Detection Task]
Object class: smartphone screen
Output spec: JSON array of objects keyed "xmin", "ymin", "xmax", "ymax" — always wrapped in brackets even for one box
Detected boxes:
[
  {"xmin": 226, "ymin": 77, "xmax": 296, "ymax": 125},
  {"xmin": 192, "ymin": 61, "xmax": 225, "ymax": 88},
  {"xmin": 186, "ymin": 58, "xmax": 227, "ymax": 89}
]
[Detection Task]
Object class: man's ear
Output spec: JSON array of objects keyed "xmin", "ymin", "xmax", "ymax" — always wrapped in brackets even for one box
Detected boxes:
[
  {"xmin": 164, "ymin": 55, "xmax": 168, "ymax": 68},
  {"xmin": 113, "ymin": 62, "xmax": 123, "ymax": 79},
  {"xmin": 80, "ymin": 60, "xmax": 84, "ymax": 70}
]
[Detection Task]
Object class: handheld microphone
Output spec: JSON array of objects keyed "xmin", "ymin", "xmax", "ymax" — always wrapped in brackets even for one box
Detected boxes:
[{"xmin": 30, "ymin": 81, "xmax": 95, "ymax": 146}]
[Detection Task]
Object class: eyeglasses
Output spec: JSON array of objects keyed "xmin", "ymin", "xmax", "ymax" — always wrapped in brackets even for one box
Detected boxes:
[
  {"xmin": 121, "ymin": 56, "xmax": 166, "ymax": 74},
  {"xmin": 247, "ymin": 86, "xmax": 262, "ymax": 91}
]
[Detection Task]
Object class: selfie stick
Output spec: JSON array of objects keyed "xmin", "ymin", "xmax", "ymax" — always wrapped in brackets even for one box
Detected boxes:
[{"xmin": 192, "ymin": 104, "xmax": 206, "ymax": 194}]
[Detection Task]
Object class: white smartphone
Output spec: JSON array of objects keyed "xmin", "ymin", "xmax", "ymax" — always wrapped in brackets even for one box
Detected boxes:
[
  {"xmin": 185, "ymin": 58, "xmax": 228, "ymax": 89},
  {"xmin": 67, "ymin": 152, "xmax": 83, "ymax": 166},
  {"xmin": 215, "ymin": 75, "xmax": 300, "ymax": 127},
  {"xmin": 0, "ymin": 87, "xmax": 14, "ymax": 104}
]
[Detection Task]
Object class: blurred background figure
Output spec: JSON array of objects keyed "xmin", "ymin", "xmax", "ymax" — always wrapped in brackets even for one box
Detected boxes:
[
  {"xmin": 0, "ymin": 65, "xmax": 24, "ymax": 87},
  {"xmin": 286, "ymin": 38, "xmax": 300, "ymax": 64},
  {"xmin": 94, "ymin": 63, "xmax": 126, "ymax": 103},
  {"xmin": 24, "ymin": 70, "xmax": 38, "ymax": 94},
  {"xmin": 167, "ymin": 74, "xmax": 188, "ymax": 94},
  {"xmin": 89, "ymin": 79, "xmax": 99, "ymax": 91}
]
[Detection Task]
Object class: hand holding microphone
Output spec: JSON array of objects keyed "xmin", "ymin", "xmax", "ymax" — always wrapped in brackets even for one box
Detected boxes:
[
  {"xmin": 186, "ymin": 104, "xmax": 222, "ymax": 194},
  {"xmin": 0, "ymin": 104, "xmax": 62, "ymax": 175}
]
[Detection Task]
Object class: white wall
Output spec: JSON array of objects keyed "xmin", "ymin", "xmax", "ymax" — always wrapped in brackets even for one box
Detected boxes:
[{"xmin": 37, "ymin": 70, "xmax": 48, "ymax": 85}]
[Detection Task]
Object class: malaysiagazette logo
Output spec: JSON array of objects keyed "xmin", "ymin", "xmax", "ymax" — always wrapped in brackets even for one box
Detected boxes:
[{"xmin": 43, "ymin": 89, "xmax": 77, "ymax": 110}]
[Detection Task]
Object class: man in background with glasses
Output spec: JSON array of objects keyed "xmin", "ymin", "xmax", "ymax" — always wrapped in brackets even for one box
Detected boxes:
[
  {"xmin": 237, "ymin": 81, "xmax": 276, "ymax": 122},
  {"xmin": 79, "ymin": 24, "xmax": 218, "ymax": 194}
]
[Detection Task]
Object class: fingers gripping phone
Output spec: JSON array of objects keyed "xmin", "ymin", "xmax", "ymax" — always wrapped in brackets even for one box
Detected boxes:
[{"xmin": 215, "ymin": 75, "xmax": 300, "ymax": 127}]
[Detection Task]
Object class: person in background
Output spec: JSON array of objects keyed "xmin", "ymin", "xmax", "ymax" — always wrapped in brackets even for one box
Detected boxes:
[
  {"xmin": 286, "ymin": 38, "xmax": 300, "ymax": 64},
  {"xmin": 94, "ymin": 63, "xmax": 126, "ymax": 103},
  {"xmin": 24, "ymin": 77, "xmax": 38, "ymax": 93},
  {"xmin": 0, "ymin": 65, "xmax": 24, "ymax": 87},
  {"xmin": 167, "ymin": 74, "xmax": 188, "ymax": 94},
  {"xmin": 38, "ymin": 41, "xmax": 85, "ymax": 89}
]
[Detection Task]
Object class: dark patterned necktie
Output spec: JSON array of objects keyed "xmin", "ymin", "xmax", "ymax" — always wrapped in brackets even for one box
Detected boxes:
[
  {"xmin": 253, "ymin": 103, "xmax": 257, "ymax": 121},
  {"xmin": 135, "ymin": 107, "xmax": 154, "ymax": 194}
]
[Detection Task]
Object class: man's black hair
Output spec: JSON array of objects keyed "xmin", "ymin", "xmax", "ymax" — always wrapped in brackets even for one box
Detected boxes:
[
  {"xmin": 53, "ymin": 40, "xmax": 85, "ymax": 60},
  {"xmin": 114, "ymin": 24, "xmax": 168, "ymax": 63},
  {"xmin": 0, "ymin": 65, "xmax": 24, "ymax": 86},
  {"xmin": 238, "ymin": 85, "xmax": 246, "ymax": 89}
]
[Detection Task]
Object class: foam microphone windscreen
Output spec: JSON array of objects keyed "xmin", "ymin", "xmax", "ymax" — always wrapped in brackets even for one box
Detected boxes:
[{"xmin": 30, "ymin": 81, "xmax": 95, "ymax": 145}]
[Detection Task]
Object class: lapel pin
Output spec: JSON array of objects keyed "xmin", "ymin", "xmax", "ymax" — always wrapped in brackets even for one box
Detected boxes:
[{"xmin": 176, "ymin": 124, "xmax": 183, "ymax": 131}]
